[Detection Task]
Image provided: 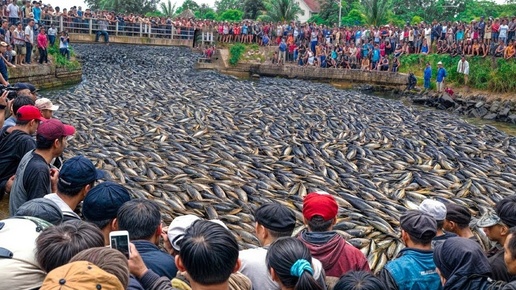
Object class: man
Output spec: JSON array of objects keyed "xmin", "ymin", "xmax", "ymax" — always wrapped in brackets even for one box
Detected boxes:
[
  {"xmin": 0, "ymin": 20, "xmax": 8, "ymax": 37},
  {"xmin": 6, "ymin": 0, "xmax": 20, "ymax": 26},
  {"xmin": 0, "ymin": 105, "xmax": 44, "ymax": 199},
  {"xmin": 278, "ymin": 38, "xmax": 287, "ymax": 65},
  {"xmin": 443, "ymin": 203, "xmax": 484, "ymax": 249},
  {"xmin": 504, "ymin": 228, "xmax": 516, "ymax": 288},
  {"xmin": 457, "ymin": 55, "xmax": 469, "ymax": 90},
  {"xmin": 9, "ymin": 118, "xmax": 75, "ymax": 215},
  {"xmin": 478, "ymin": 196, "xmax": 516, "ymax": 282},
  {"xmin": 0, "ymin": 42, "xmax": 9, "ymax": 86},
  {"xmin": 418, "ymin": 199, "xmax": 456, "ymax": 248},
  {"xmin": 117, "ymin": 199, "xmax": 177, "ymax": 279},
  {"xmin": 2, "ymin": 95, "xmax": 34, "ymax": 129},
  {"xmin": 239, "ymin": 203, "xmax": 325, "ymax": 290},
  {"xmin": 378, "ymin": 210, "xmax": 442, "ymax": 290},
  {"xmin": 424, "ymin": 62, "xmax": 432, "ymax": 91},
  {"xmin": 298, "ymin": 191, "xmax": 370, "ymax": 277},
  {"xmin": 32, "ymin": 1, "xmax": 41, "ymax": 26},
  {"xmin": 95, "ymin": 18, "xmax": 109, "ymax": 43},
  {"xmin": 16, "ymin": 82, "xmax": 38, "ymax": 101},
  {"xmin": 436, "ymin": 61, "xmax": 447, "ymax": 93},
  {"xmin": 82, "ymin": 181, "xmax": 131, "ymax": 245},
  {"xmin": 35, "ymin": 97, "xmax": 58, "ymax": 119},
  {"xmin": 25, "ymin": 19, "xmax": 34, "ymax": 64},
  {"xmin": 43, "ymin": 155, "xmax": 103, "ymax": 221}
]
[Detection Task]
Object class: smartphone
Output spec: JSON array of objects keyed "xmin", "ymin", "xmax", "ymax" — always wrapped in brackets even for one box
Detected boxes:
[{"xmin": 109, "ymin": 230, "xmax": 130, "ymax": 258}]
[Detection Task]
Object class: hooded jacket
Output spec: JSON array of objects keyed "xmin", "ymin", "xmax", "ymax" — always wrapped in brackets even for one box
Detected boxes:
[
  {"xmin": 434, "ymin": 237, "xmax": 492, "ymax": 290},
  {"xmin": 298, "ymin": 229, "xmax": 370, "ymax": 277}
]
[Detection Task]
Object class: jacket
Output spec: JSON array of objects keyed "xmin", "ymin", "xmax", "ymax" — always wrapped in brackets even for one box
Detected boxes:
[{"xmin": 133, "ymin": 240, "xmax": 177, "ymax": 280}]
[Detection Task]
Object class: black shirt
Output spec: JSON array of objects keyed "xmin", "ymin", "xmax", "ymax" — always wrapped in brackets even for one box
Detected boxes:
[{"xmin": 0, "ymin": 128, "xmax": 35, "ymax": 198}]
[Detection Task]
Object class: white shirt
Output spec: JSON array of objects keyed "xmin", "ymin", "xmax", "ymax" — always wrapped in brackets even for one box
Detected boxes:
[
  {"xmin": 457, "ymin": 59, "xmax": 470, "ymax": 75},
  {"xmin": 7, "ymin": 3, "xmax": 19, "ymax": 18},
  {"xmin": 47, "ymin": 27, "xmax": 57, "ymax": 36},
  {"xmin": 44, "ymin": 193, "xmax": 81, "ymax": 220},
  {"xmin": 24, "ymin": 25, "xmax": 33, "ymax": 44}
]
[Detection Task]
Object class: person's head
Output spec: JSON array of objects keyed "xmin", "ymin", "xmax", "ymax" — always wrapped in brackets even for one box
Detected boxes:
[
  {"xmin": 1, "ymin": 20, "xmax": 7, "ymax": 28},
  {"xmin": 266, "ymin": 237, "xmax": 322, "ymax": 290},
  {"xmin": 504, "ymin": 228, "xmax": 516, "ymax": 275},
  {"xmin": 17, "ymin": 22, "xmax": 22, "ymax": 30},
  {"xmin": 496, "ymin": 196, "xmax": 516, "ymax": 230},
  {"xmin": 177, "ymin": 220, "xmax": 239, "ymax": 286},
  {"xmin": 14, "ymin": 105, "xmax": 45, "ymax": 133},
  {"xmin": 40, "ymin": 261, "xmax": 123, "ymax": 290},
  {"xmin": 15, "ymin": 198, "xmax": 63, "ymax": 225},
  {"xmin": 35, "ymin": 98, "xmax": 59, "ymax": 119},
  {"xmin": 434, "ymin": 237, "xmax": 491, "ymax": 287},
  {"xmin": 117, "ymin": 199, "xmax": 161, "ymax": 243},
  {"xmin": 418, "ymin": 199, "xmax": 446, "ymax": 230},
  {"xmin": 437, "ymin": 61, "xmax": 443, "ymax": 67},
  {"xmin": 254, "ymin": 203, "xmax": 296, "ymax": 245},
  {"xmin": 36, "ymin": 119, "xmax": 75, "ymax": 155},
  {"xmin": 302, "ymin": 192, "xmax": 338, "ymax": 232},
  {"xmin": 70, "ymin": 247, "xmax": 129, "ymax": 289},
  {"xmin": 16, "ymin": 83, "xmax": 38, "ymax": 101},
  {"xmin": 333, "ymin": 271, "xmax": 383, "ymax": 290},
  {"xmin": 36, "ymin": 220, "xmax": 105, "ymax": 273},
  {"xmin": 167, "ymin": 214, "xmax": 201, "ymax": 254},
  {"xmin": 57, "ymin": 155, "xmax": 104, "ymax": 200},
  {"xmin": 39, "ymin": 27, "xmax": 44, "ymax": 34},
  {"xmin": 28, "ymin": 19, "xmax": 34, "ymax": 27},
  {"xmin": 400, "ymin": 210, "xmax": 437, "ymax": 246},
  {"xmin": 443, "ymin": 203, "xmax": 471, "ymax": 234},
  {"xmin": 0, "ymin": 41, "xmax": 7, "ymax": 53}
]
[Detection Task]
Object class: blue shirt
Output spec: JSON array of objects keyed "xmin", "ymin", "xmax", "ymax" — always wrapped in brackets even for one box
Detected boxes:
[
  {"xmin": 372, "ymin": 49, "xmax": 380, "ymax": 62},
  {"xmin": 32, "ymin": 7, "xmax": 41, "ymax": 23},
  {"xmin": 0, "ymin": 58, "xmax": 8, "ymax": 82},
  {"xmin": 132, "ymin": 240, "xmax": 177, "ymax": 280},
  {"xmin": 424, "ymin": 66, "xmax": 432, "ymax": 80},
  {"xmin": 279, "ymin": 42, "xmax": 287, "ymax": 52},
  {"xmin": 421, "ymin": 44, "xmax": 429, "ymax": 53},
  {"xmin": 437, "ymin": 67, "xmax": 447, "ymax": 82}
]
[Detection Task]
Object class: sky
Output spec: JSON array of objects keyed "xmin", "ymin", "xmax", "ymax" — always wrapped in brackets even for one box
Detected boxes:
[{"xmin": 44, "ymin": 0, "xmax": 217, "ymax": 10}]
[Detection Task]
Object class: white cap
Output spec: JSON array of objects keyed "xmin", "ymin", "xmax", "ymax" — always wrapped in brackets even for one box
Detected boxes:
[
  {"xmin": 167, "ymin": 215, "xmax": 201, "ymax": 251},
  {"xmin": 35, "ymin": 98, "xmax": 59, "ymax": 111},
  {"xmin": 437, "ymin": 61, "xmax": 443, "ymax": 65},
  {"xmin": 418, "ymin": 199, "xmax": 446, "ymax": 221}
]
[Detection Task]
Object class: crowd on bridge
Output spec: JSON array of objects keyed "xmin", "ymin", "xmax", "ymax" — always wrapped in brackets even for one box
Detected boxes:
[{"xmin": 1, "ymin": 81, "xmax": 516, "ymax": 289}]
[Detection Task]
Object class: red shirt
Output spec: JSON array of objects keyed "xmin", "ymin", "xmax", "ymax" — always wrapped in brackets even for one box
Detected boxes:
[{"xmin": 37, "ymin": 33, "xmax": 48, "ymax": 48}]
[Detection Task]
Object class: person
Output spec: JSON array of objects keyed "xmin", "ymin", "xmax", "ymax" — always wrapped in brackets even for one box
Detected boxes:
[
  {"xmin": 43, "ymin": 155, "xmax": 104, "ymax": 221},
  {"xmin": 35, "ymin": 97, "xmax": 59, "ymax": 119},
  {"xmin": 298, "ymin": 192, "xmax": 370, "ymax": 277},
  {"xmin": 6, "ymin": 0, "xmax": 20, "ymax": 26},
  {"xmin": 266, "ymin": 237, "xmax": 323, "ymax": 290},
  {"xmin": 278, "ymin": 38, "xmax": 287, "ymax": 65},
  {"xmin": 456, "ymin": 55, "xmax": 469, "ymax": 90},
  {"xmin": 436, "ymin": 61, "xmax": 447, "ymax": 93},
  {"xmin": 35, "ymin": 220, "xmax": 105, "ymax": 273},
  {"xmin": 239, "ymin": 203, "xmax": 326, "ymax": 290},
  {"xmin": 16, "ymin": 82, "xmax": 39, "ymax": 101},
  {"xmin": 378, "ymin": 210, "xmax": 442, "ymax": 290},
  {"xmin": 434, "ymin": 237, "xmax": 494, "ymax": 289},
  {"xmin": 406, "ymin": 72, "xmax": 417, "ymax": 90},
  {"xmin": 418, "ymin": 199, "xmax": 456, "ymax": 248},
  {"xmin": 96, "ymin": 18, "xmax": 109, "ymax": 43},
  {"xmin": 503, "ymin": 228, "xmax": 516, "ymax": 288},
  {"xmin": 334, "ymin": 271, "xmax": 383, "ymax": 290},
  {"xmin": 59, "ymin": 31, "xmax": 70, "ymax": 60},
  {"xmin": 424, "ymin": 62, "xmax": 432, "ymax": 91},
  {"xmin": 15, "ymin": 197, "xmax": 64, "ymax": 225},
  {"xmin": 13, "ymin": 22, "xmax": 26, "ymax": 66},
  {"xmin": 2, "ymin": 95, "xmax": 34, "ymax": 129},
  {"xmin": 82, "ymin": 181, "xmax": 131, "ymax": 245},
  {"xmin": 9, "ymin": 118, "xmax": 75, "ymax": 215},
  {"xmin": 37, "ymin": 27, "xmax": 48, "ymax": 64},
  {"xmin": 24, "ymin": 19, "xmax": 34, "ymax": 65},
  {"xmin": 0, "ymin": 42, "xmax": 9, "ymax": 87},
  {"xmin": 40, "ymin": 261, "xmax": 124, "ymax": 290},
  {"xmin": 443, "ymin": 203, "xmax": 484, "ymax": 249},
  {"xmin": 0, "ymin": 105, "xmax": 44, "ymax": 199},
  {"xmin": 117, "ymin": 199, "xmax": 178, "ymax": 279},
  {"xmin": 47, "ymin": 24, "xmax": 57, "ymax": 46},
  {"xmin": 478, "ymin": 196, "xmax": 516, "ymax": 282}
]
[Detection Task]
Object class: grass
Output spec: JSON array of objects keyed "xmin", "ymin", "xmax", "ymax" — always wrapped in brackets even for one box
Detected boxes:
[
  {"xmin": 47, "ymin": 44, "xmax": 81, "ymax": 71},
  {"xmin": 228, "ymin": 43, "xmax": 266, "ymax": 65}
]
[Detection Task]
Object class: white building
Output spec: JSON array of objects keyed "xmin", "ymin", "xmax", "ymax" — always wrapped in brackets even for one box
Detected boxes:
[{"xmin": 295, "ymin": 0, "xmax": 320, "ymax": 23}]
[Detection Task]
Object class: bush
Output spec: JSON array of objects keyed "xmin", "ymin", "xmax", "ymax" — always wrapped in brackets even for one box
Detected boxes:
[
  {"xmin": 217, "ymin": 9, "xmax": 243, "ymax": 22},
  {"xmin": 229, "ymin": 43, "xmax": 246, "ymax": 66},
  {"xmin": 48, "ymin": 43, "xmax": 81, "ymax": 71}
]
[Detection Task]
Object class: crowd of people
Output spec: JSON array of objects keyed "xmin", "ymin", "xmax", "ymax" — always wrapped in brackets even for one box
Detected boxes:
[{"xmin": 1, "ymin": 88, "xmax": 516, "ymax": 289}]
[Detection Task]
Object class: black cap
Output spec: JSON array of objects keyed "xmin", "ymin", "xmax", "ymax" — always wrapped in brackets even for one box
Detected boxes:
[
  {"xmin": 400, "ymin": 210, "xmax": 437, "ymax": 240},
  {"xmin": 82, "ymin": 182, "xmax": 131, "ymax": 222},
  {"xmin": 495, "ymin": 196, "xmax": 516, "ymax": 228},
  {"xmin": 254, "ymin": 203, "xmax": 296, "ymax": 232},
  {"xmin": 15, "ymin": 198, "xmax": 63, "ymax": 225},
  {"xmin": 446, "ymin": 203, "xmax": 471, "ymax": 225}
]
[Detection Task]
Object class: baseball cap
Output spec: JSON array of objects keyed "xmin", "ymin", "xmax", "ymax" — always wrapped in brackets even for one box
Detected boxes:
[
  {"xmin": 418, "ymin": 199, "xmax": 446, "ymax": 221},
  {"xmin": 477, "ymin": 211, "xmax": 502, "ymax": 228},
  {"xmin": 40, "ymin": 261, "xmax": 123, "ymax": 290},
  {"xmin": 445, "ymin": 203, "xmax": 471, "ymax": 225},
  {"xmin": 400, "ymin": 210, "xmax": 437, "ymax": 240},
  {"xmin": 58, "ymin": 155, "xmax": 104, "ymax": 188},
  {"xmin": 35, "ymin": 98, "xmax": 59, "ymax": 111},
  {"xmin": 0, "ymin": 42, "xmax": 7, "ymax": 47},
  {"xmin": 82, "ymin": 181, "xmax": 131, "ymax": 222},
  {"xmin": 495, "ymin": 196, "xmax": 516, "ymax": 228},
  {"xmin": 15, "ymin": 198, "xmax": 63, "ymax": 225},
  {"xmin": 16, "ymin": 83, "xmax": 38, "ymax": 93},
  {"xmin": 302, "ymin": 191, "xmax": 338, "ymax": 221},
  {"xmin": 167, "ymin": 215, "xmax": 201, "ymax": 251},
  {"xmin": 437, "ymin": 61, "xmax": 443, "ymax": 65},
  {"xmin": 254, "ymin": 203, "xmax": 296, "ymax": 232},
  {"xmin": 16, "ymin": 105, "xmax": 46, "ymax": 122},
  {"xmin": 37, "ymin": 118, "xmax": 75, "ymax": 141}
]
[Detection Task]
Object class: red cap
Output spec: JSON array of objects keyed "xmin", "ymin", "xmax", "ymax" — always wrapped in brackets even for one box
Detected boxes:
[
  {"xmin": 37, "ymin": 119, "xmax": 75, "ymax": 140},
  {"xmin": 16, "ymin": 105, "xmax": 46, "ymax": 122},
  {"xmin": 303, "ymin": 192, "xmax": 338, "ymax": 221}
]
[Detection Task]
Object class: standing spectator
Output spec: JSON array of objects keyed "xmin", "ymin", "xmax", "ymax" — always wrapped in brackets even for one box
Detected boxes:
[
  {"xmin": 59, "ymin": 30, "xmax": 69, "ymax": 59},
  {"xmin": 378, "ymin": 210, "xmax": 442, "ymax": 290},
  {"xmin": 35, "ymin": 97, "xmax": 58, "ymax": 119},
  {"xmin": 0, "ymin": 20, "xmax": 8, "ymax": 37},
  {"xmin": 334, "ymin": 271, "xmax": 383, "ymax": 290},
  {"xmin": 47, "ymin": 23, "xmax": 56, "ymax": 46},
  {"xmin": 443, "ymin": 203, "xmax": 485, "ymax": 250},
  {"xmin": 423, "ymin": 62, "xmax": 432, "ymax": 91},
  {"xmin": 13, "ymin": 22, "xmax": 25, "ymax": 66},
  {"xmin": 436, "ymin": 61, "xmax": 447, "ymax": 93},
  {"xmin": 278, "ymin": 38, "xmax": 287, "ymax": 65},
  {"xmin": 500, "ymin": 19, "xmax": 509, "ymax": 44},
  {"xmin": 2, "ymin": 95, "xmax": 34, "ymax": 129},
  {"xmin": 32, "ymin": 1, "xmax": 41, "ymax": 26},
  {"xmin": 24, "ymin": 19, "xmax": 34, "ymax": 64},
  {"xmin": 0, "ymin": 41, "xmax": 9, "ymax": 86},
  {"xmin": 457, "ymin": 55, "xmax": 469, "ymax": 90},
  {"xmin": 36, "ymin": 26, "xmax": 47, "ymax": 64},
  {"xmin": 95, "ymin": 18, "xmax": 109, "ymax": 43},
  {"xmin": 419, "ymin": 199, "xmax": 456, "ymax": 248},
  {"xmin": 6, "ymin": 0, "xmax": 20, "ymax": 26},
  {"xmin": 503, "ymin": 228, "xmax": 516, "ymax": 288}
]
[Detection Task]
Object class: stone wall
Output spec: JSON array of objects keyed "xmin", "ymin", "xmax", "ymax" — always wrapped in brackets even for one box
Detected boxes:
[
  {"xmin": 69, "ymin": 33, "xmax": 194, "ymax": 47},
  {"xmin": 7, "ymin": 64, "xmax": 82, "ymax": 89}
]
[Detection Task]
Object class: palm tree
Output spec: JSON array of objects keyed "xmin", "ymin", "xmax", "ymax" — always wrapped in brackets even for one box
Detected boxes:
[
  {"xmin": 160, "ymin": 0, "xmax": 177, "ymax": 18},
  {"xmin": 263, "ymin": 0, "xmax": 304, "ymax": 22},
  {"xmin": 361, "ymin": 0, "xmax": 389, "ymax": 26}
]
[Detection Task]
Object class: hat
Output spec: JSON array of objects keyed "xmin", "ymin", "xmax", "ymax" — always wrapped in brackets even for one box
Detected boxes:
[
  {"xmin": 35, "ymin": 98, "xmax": 59, "ymax": 111},
  {"xmin": 495, "ymin": 196, "xmax": 516, "ymax": 228},
  {"xmin": 418, "ymin": 199, "xmax": 446, "ymax": 221},
  {"xmin": 167, "ymin": 215, "xmax": 201, "ymax": 251},
  {"xmin": 37, "ymin": 118, "xmax": 75, "ymax": 140},
  {"xmin": 58, "ymin": 155, "xmax": 104, "ymax": 188},
  {"xmin": 477, "ymin": 212, "xmax": 502, "ymax": 228},
  {"xmin": 254, "ymin": 203, "xmax": 296, "ymax": 232},
  {"xmin": 0, "ymin": 42, "xmax": 7, "ymax": 47},
  {"xmin": 400, "ymin": 210, "xmax": 437, "ymax": 240},
  {"xmin": 40, "ymin": 261, "xmax": 123, "ymax": 290},
  {"xmin": 16, "ymin": 105, "xmax": 46, "ymax": 122},
  {"xmin": 15, "ymin": 198, "xmax": 64, "ymax": 225},
  {"xmin": 16, "ymin": 83, "xmax": 38, "ymax": 93},
  {"xmin": 437, "ymin": 61, "xmax": 443, "ymax": 65},
  {"xmin": 82, "ymin": 181, "xmax": 131, "ymax": 222},
  {"xmin": 445, "ymin": 203, "xmax": 471, "ymax": 225},
  {"xmin": 302, "ymin": 192, "xmax": 338, "ymax": 221}
]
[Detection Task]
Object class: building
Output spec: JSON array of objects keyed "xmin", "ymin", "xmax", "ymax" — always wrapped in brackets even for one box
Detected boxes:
[{"xmin": 295, "ymin": 0, "xmax": 321, "ymax": 23}]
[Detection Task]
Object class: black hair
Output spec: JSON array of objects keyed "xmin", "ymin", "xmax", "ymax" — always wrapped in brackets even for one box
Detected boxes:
[
  {"xmin": 308, "ymin": 215, "xmax": 333, "ymax": 232},
  {"xmin": 89, "ymin": 218, "xmax": 112, "ymax": 230},
  {"xmin": 508, "ymin": 227, "xmax": 516, "ymax": 261},
  {"xmin": 36, "ymin": 135, "xmax": 61, "ymax": 150},
  {"xmin": 454, "ymin": 222, "xmax": 470, "ymax": 230},
  {"xmin": 57, "ymin": 181, "xmax": 94, "ymax": 197},
  {"xmin": 266, "ymin": 237, "xmax": 323, "ymax": 290},
  {"xmin": 14, "ymin": 119, "xmax": 30, "ymax": 126},
  {"xmin": 406, "ymin": 231, "xmax": 433, "ymax": 245},
  {"xmin": 117, "ymin": 199, "xmax": 161, "ymax": 240},
  {"xmin": 334, "ymin": 271, "xmax": 383, "ymax": 290},
  {"xmin": 268, "ymin": 228, "xmax": 294, "ymax": 239},
  {"xmin": 12, "ymin": 95, "xmax": 34, "ymax": 114},
  {"xmin": 436, "ymin": 220, "xmax": 444, "ymax": 229},
  {"xmin": 180, "ymin": 220, "xmax": 238, "ymax": 285}
]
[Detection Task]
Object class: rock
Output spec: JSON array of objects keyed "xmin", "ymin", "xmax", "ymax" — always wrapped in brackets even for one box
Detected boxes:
[
  {"xmin": 499, "ymin": 107, "xmax": 511, "ymax": 117},
  {"xmin": 439, "ymin": 94, "xmax": 456, "ymax": 109},
  {"xmin": 509, "ymin": 114, "xmax": 516, "ymax": 124},
  {"xmin": 483, "ymin": 113, "xmax": 497, "ymax": 120},
  {"xmin": 490, "ymin": 101, "xmax": 500, "ymax": 113},
  {"xmin": 475, "ymin": 101, "xmax": 485, "ymax": 108},
  {"xmin": 470, "ymin": 107, "xmax": 488, "ymax": 118}
]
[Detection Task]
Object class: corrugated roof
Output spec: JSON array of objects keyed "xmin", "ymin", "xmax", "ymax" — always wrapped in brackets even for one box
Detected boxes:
[{"xmin": 302, "ymin": 0, "xmax": 321, "ymax": 13}]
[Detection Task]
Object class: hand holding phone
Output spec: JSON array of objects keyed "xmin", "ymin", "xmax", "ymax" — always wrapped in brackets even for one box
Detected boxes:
[{"xmin": 110, "ymin": 230, "xmax": 131, "ymax": 258}]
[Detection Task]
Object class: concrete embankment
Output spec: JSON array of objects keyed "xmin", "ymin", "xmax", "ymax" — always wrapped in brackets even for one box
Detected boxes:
[
  {"xmin": 7, "ymin": 63, "xmax": 82, "ymax": 89},
  {"xmin": 69, "ymin": 33, "xmax": 194, "ymax": 47}
]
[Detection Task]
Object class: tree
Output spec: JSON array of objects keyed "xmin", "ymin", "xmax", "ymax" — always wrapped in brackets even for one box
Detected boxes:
[
  {"xmin": 361, "ymin": 0, "xmax": 390, "ymax": 25},
  {"xmin": 243, "ymin": 0, "xmax": 265, "ymax": 19},
  {"xmin": 217, "ymin": 9, "xmax": 244, "ymax": 21},
  {"xmin": 262, "ymin": 0, "xmax": 304, "ymax": 22},
  {"xmin": 215, "ymin": 0, "xmax": 243, "ymax": 14},
  {"xmin": 95, "ymin": 0, "xmax": 157, "ymax": 14},
  {"xmin": 176, "ymin": 0, "xmax": 200, "ymax": 14},
  {"xmin": 160, "ymin": 0, "xmax": 177, "ymax": 18},
  {"xmin": 341, "ymin": 9, "xmax": 366, "ymax": 25},
  {"xmin": 195, "ymin": 4, "xmax": 217, "ymax": 19}
]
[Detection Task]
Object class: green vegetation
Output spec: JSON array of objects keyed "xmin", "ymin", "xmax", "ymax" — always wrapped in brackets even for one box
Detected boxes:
[
  {"xmin": 48, "ymin": 45, "xmax": 81, "ymax": 71},
  {"xmin": 228, "ymin": 43, "xmax": 266, "ymax": 65},
  {"xmin": 398, "ymin": 54, "xmax": 516, "ymax": 93},
  {"xmin": 229, "ymin": 43, "xmax": 246, "ymax": 66}
]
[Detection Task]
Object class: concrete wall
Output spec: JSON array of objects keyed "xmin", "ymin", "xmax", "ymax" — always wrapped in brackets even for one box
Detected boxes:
[
  {"xmin": 7, "ymin": 65, "xmax": 82, "ymax": 89},
  {"xmin": 69, "ymin": 33, "xmax": 194, "ymax": 47}
]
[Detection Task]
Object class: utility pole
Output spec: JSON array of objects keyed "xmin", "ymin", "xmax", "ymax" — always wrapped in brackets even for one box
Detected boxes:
[{"xmin": 338, "ymin": 0, "xmax": 342, "ymax": 27}]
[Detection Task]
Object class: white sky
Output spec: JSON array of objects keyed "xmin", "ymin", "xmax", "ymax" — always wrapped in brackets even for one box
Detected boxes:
[{"xmin": 44, "ymin": 0, "xmax": 217, "ymax": 10}]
